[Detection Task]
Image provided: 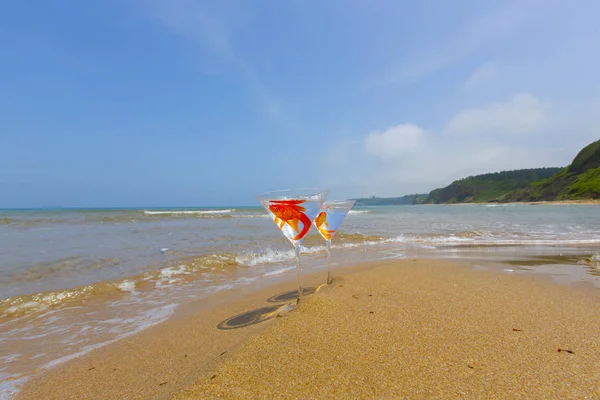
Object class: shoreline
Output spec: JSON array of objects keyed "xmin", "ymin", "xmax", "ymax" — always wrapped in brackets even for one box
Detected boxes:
[
  {"xmin": 430, "ymin": 200, "xmax": 600, "ymax": 206},
  {"xmin": 491, "ymin": 200, "xmax": 600, "ymax": 205},
  {"xmin": 15, "ymin": 258, "xmax": 600, "ymax": 399},
  {"xmin": 14, "ymin": 264, "xmax": 351, "ymax": 400}
]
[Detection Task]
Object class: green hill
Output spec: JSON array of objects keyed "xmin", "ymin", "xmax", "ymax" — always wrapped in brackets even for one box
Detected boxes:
[
  {"xmin": 352, "ymin": 139, "xmax": 600, "ymax": 205},
  {"xmin": 354, "ymin": 194, "xmax": 428, "ymax": 206},
  {"xmin": 426, "ymin": 168, "xmax": 562, "ymax": 204},
  {"xmin": 498, "ymin": 139, "xmax": 600, "ymax": 202}
]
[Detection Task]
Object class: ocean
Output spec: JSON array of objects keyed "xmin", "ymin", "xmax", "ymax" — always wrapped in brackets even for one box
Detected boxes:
[{"xmin": 1, "ymin": 204, "xmax": 600, "ymax": 398}]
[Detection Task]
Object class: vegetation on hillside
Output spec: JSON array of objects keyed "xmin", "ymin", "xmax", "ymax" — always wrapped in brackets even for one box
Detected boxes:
[
  {"xmin": 425, "ymin": 168, "xmax": 562, "ymax": 204},
  {"xmin": 351, "ymin": 139, "xmax": 600, "ymax": 205},
  {"xmin": 499, "ymin": 139, "xmax": 600, "ymax": 202}
]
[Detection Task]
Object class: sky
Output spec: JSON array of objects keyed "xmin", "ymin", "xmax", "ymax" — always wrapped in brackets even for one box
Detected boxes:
[{"xmin": 1, "ymin": 0, "xmax": 599, "ymax": 207}]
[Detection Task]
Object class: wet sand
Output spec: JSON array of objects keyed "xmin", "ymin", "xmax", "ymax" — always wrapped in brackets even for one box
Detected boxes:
[
  {"xmin": 17, "ymin": 259, "xmax": 600, "ymax": 399},
  {"xmin": 14, "ymin": 268, "xmax": 334, "ymax": 400}
]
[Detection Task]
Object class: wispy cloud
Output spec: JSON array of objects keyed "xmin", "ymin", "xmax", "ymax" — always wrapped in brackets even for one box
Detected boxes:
[
  {"xmin": 380, "ymin": 0, "xmax": 538, "ymax": 85},
  {"xmin": 445, "ymin": 93, "xmax": 545, "ymax": 137},
  {"xmin": 134, "ymin": 0, "xmax": 290, "ymax": 125},
  {"xmin": 464, "ymin": 62, "xmax": 497, "ymax": 87},
  {"xmin": 141, "ymin": 0, "xmax": 233, "ymax": 55}
]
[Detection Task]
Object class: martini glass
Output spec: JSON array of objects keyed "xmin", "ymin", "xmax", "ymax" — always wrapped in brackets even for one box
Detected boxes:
[
  {"xmin": 313, "ymin": 200, "xmax": 356, "ymax": 284},
  {"xmin": 257, "ymin": 188, "xmax": 329, "ymax": 303}
]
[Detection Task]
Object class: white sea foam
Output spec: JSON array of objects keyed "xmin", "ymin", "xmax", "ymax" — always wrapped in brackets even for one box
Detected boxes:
[
  {"xmin": 236, "ymin": 277, "xmax": 259, "ymax": 284},
  {"xmin": 206, "ymin": 283, "xmax": 237, "ymax": 293},
  {"xmin": 42, "ymin": 304, "xmax": 176, "ymax": 370},
  {"xmin": 158, "ymin": 265, "xmax": 189, "ymax": 279},
  {"xmin": 237, "ymin": 248, "xmax": 296, "ymax": 266},
  {"xmin": 0, "ymin": 373, "xmax": 29, "ymax": 400},
  {"xmin": 0, "ymin": 354, "xmax": 20, "ymax": 363},
  {"xmin": 117, "ymin": 280, "xmax": 136, "ymax": 292},
  {"xmin": 377, "ymin": 251, "xmax": 405, "ymax": 260},
  {"xmin": 302, "ymin": 245, "xmax": 328, "ymax": 254},
  {"xmin": 230, "ymin": 214, "xmax": 270, "ymax": 219},
  {"xmin": 5, "ymin": 301, "xmax": 41, "ymax": 316},
  {"xmin": 263, "ymin": 266, "xmax": 296, "ymax": 277},
  {"xmin": 143, "ymin": 209, "xmax": 233, "ymax": 215},
  {"xmin": 237, "ymin": 245, "xmax": 329, "ymax": 267},
  {"xmin": 348, "ymin": 210, "xmax": 369, "ymax": 214}
]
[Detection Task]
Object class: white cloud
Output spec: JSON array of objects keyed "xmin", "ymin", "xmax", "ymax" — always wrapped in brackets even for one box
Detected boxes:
[
  {"xmin": 320, "ymin": 91, "xmax": 590, "ymax": 199},
  {"xmin": 464, "ymin": 63, "xmax": 497, "ymax": 87},
  {"xmin": 365, "ymin": 124, "xmax": 423, "ymax": 159},
  {"xmin": 445, "ymin": 93, "xmax": 545, "ymax": 136}
]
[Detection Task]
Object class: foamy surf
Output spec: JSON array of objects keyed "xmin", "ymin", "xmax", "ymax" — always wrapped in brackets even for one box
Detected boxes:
[
  {"xmin": 262, "ymin": 266, "xmax": 296, "ymax": 277},
  {"xmin": 3, "ymin": 230, "xmax": 598, "ymax": 319},
  {"xmin": 143, "ymin": 209, "xmax": 233, "ymax": 215}
]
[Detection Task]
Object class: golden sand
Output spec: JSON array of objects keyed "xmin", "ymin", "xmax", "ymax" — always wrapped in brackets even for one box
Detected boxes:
[
  {"xmin": 176, "ymin": 260, "xmax": 600, "ymax": 399},
  {"xmin": 15, "ymin": 269, "xmax": 330, "ymax": 400},
  {"xmin": 17, "ymin": 260, "xmax": 600, "ymax": 399}
]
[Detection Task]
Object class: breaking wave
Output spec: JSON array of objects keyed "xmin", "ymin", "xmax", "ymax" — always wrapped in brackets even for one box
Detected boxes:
[{"xmin": 143, "ymin": 209, "xmax": 234, "ymax": 215}]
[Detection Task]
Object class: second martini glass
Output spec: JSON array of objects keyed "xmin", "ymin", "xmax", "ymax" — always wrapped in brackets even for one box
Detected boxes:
[
  {"xmin": 314, "ymin": 200, "xmax": 356, "ymax": 284},
  {"xmin": 257, "ymin": 188, "xmax": 329, "ymax": 303}
]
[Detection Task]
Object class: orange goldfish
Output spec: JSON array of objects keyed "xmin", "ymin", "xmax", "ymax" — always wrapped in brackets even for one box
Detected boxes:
[
  {"xmin": 269, "ymin": 200, "xmax": 311, "ymax": 240},
  {"xmin": 315, "ymin": 212, "xmax": 328, "ymax": 229},
  {"xmin": 314, "ymin": 211, "xmax": 335, "ymax": 240}
]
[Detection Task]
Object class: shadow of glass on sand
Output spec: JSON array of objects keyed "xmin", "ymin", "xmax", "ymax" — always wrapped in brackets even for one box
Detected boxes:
[
  {"xmin": 266, "ymin": 287, "xmax": 315, "ymax": 303},
  {"xmin": 217, "ymin": 306, "xmax": 283, "ymax": 330},
  {"xmin": 217, "ymin": 287, "xmax": 320, "ymax": 330}
]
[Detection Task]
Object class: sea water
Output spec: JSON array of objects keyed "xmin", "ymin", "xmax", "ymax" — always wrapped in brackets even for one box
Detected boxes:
[{"xmin": 1, "ymin": 204, "xmax": 600, "ymax": 398}]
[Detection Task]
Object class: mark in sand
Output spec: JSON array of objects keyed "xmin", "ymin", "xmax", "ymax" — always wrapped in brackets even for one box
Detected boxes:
[
  {"xmin": 217, "ymin": 306, "xmax": 282, "ymax": 330},
  {"xmin": 266, "ymin": 287, "xmax": 316, "ymax": 303},
  {"xmin": 557, "ymin": 348, "xmax": 575, "ymax": 354}
]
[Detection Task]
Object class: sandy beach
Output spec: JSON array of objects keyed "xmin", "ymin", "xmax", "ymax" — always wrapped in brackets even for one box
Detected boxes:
[
  {"xmin": 509, "ymin": 200, "xmax": 600, "ymax": 205},
  {"xmin": 16, "ymin": 258, "xmax": 600, "ymax": 399},
  {"xmin": 444, "ymin": 200, "xmax": 600, "ymax": 206}
]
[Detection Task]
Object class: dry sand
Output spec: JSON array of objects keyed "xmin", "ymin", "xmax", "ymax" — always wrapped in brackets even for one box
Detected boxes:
[
  {"xmin": 176, "ymin": 260, "xmax": 600, "ymax": 399},
  {"xmin": 17, "ymin": 259, "xmax": 600, "ymax": 399}
]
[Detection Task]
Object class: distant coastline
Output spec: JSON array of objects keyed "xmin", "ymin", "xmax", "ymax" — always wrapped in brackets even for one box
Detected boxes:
[
  {"xmin": 357, "ymin": 139, "xmax": 599, "ymax": 206},
  {"xmin": 447, "ymin": 199, "xmax": 600, "ymax": 206},
  {"xmin": 355, "ymin": 199, "xmax": 600, "ymax": 206}
]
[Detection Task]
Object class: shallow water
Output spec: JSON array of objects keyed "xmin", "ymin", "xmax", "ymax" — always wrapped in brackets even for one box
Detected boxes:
[{"xmin": 1, "ymin": 204, "xmax": 600, "ymax": 398}]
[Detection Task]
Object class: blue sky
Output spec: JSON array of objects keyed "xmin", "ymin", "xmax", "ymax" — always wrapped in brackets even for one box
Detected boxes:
[{"xmin": 1, "ymin": 0, "xmax": 599, "ymax": 207}]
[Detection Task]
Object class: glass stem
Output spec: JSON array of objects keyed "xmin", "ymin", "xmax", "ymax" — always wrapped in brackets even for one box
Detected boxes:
[
  {"xmin": 295, "ymin": 245, "xmax": 303, "ymax": 303},
  {"xmin": 326, "ymin": 239, "xmax": 333, "ymax": 284}
]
